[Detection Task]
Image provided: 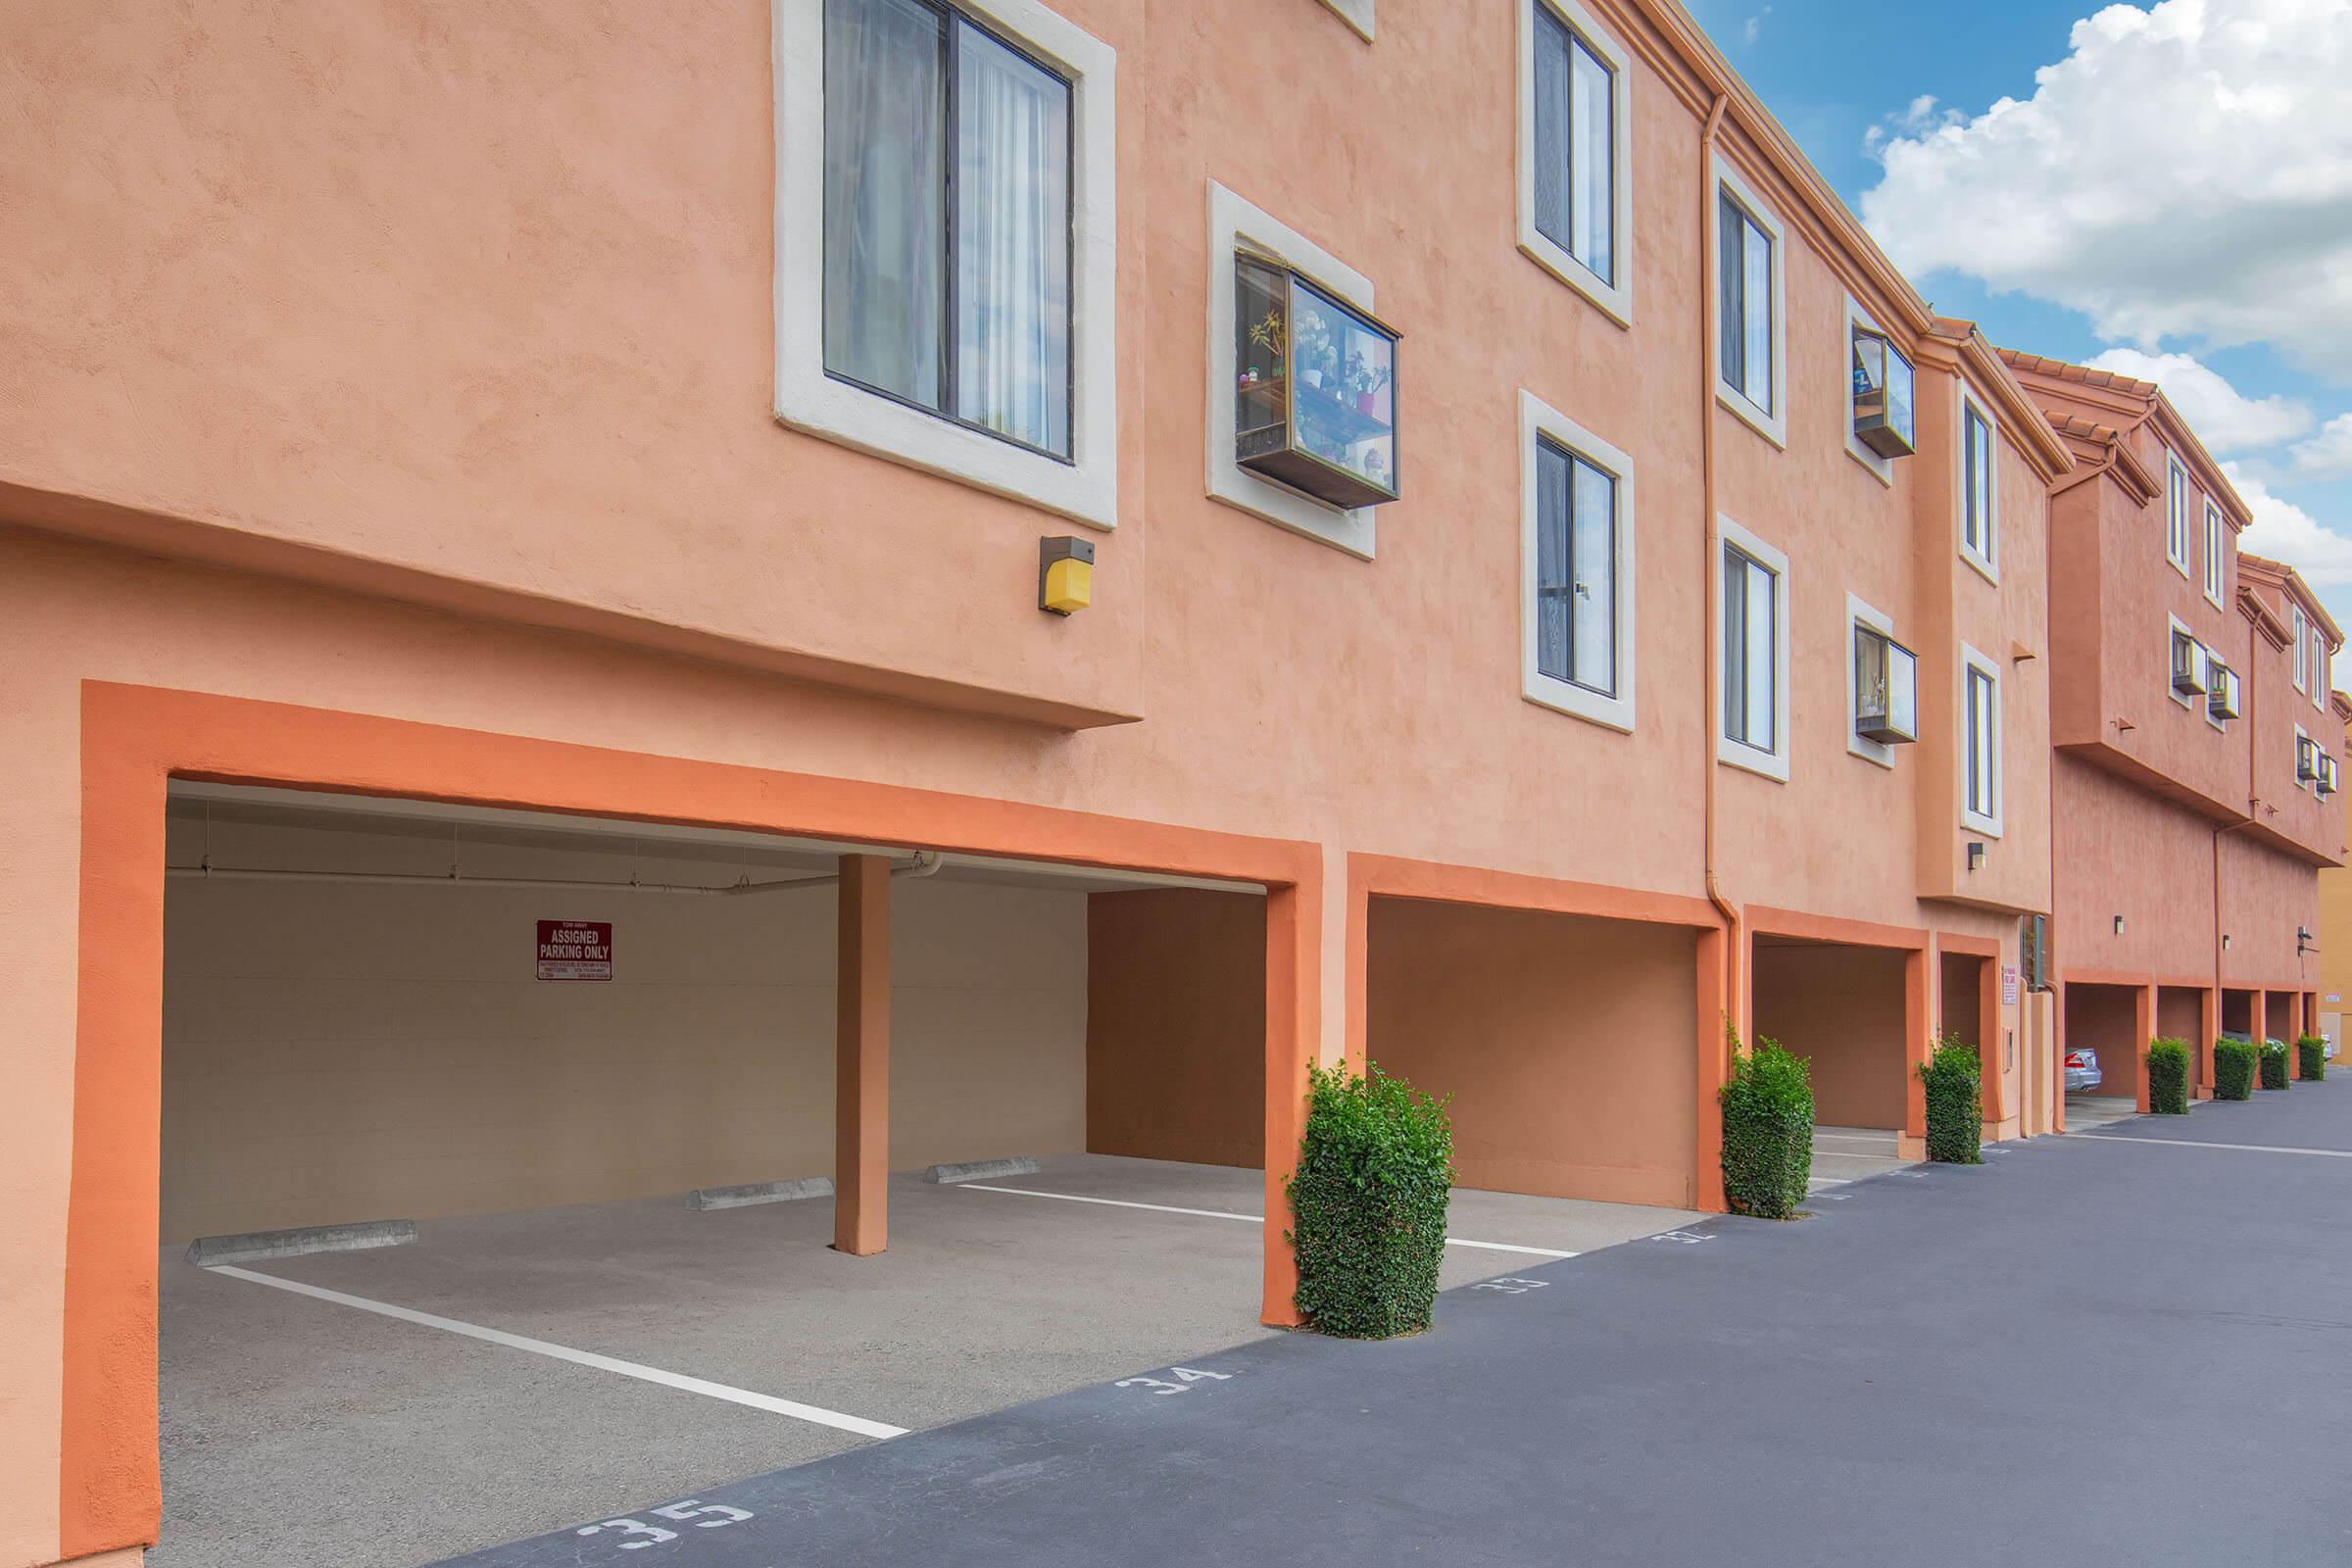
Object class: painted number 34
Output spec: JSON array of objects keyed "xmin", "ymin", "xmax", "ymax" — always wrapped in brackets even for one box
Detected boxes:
[
  {"xmin": 575, "ymin": 1500, "xmax": 754, "ymax": 1550},
  {"xmin": 1116, "ymin": 1366, "xmax": 1234, "ymax": 1396}
]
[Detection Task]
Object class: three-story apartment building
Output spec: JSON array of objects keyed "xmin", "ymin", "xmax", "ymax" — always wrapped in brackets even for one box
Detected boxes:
[
  {"xmin": 2003, "ymin": 353, "xmax": 2346, "ymax": 1105},
  {"xmin": 1, "ymin": 1, "xmax": 2316, "ymax": 1563}
]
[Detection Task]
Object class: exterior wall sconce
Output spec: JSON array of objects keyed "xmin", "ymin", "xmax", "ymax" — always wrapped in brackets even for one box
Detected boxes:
[
  {"xmin": 1039, "ymin": 537, "xmax": 1094, "ymax": 616},
  {"xmin": 2113, "ymin": 915, "xmax": 2126, "ymax": 935},
  {"xmin": 1966, "ymin": 841, "xmax": 1985, "ymax": 871},
  {"xmin": 2223, "ymin": 934, "xmax": 2232, "ymax": 951}
]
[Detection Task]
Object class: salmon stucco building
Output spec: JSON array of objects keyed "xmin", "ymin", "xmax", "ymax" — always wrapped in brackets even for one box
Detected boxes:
[{"xmin": 0, "ymin": 0, "xmax": 2342, "ymax": 1563}]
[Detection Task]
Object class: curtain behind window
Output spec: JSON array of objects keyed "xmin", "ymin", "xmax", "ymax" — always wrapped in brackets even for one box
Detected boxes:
[
  {"xmin": 823, "ymin": 0, "xmax": 946, "ymax": 407},
  {"xmin": 956, "ymin": 25, "xmax": 1071, "ymax": 456}
]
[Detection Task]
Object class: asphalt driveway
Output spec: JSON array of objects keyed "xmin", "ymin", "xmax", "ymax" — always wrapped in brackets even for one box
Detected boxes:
[{"xmin": 435, "ymin": 1086, "xmax": 2352, "ymax": 1567}]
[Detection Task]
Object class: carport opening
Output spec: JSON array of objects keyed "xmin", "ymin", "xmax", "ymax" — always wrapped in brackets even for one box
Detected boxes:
[
  {"xmin": 2064, "ymin": 982, "xmax": 2140, "ymax": 1110},
  {"xmin": 1750, "ymin": 937, "xmax": 1908, "ymax": 1158},
  {"xmin": 2222, "ymin": 988, "xmax": 2255, "ymax": 1037},
  {"xmin": 2156, "ymin": 986, "xmax": 2204, "ymax": 1091},
  {"xmin": 159, "ymin": 782, "xmax": 1292, "ymax": 1564},
  {"xmin": 1365, "ymin": 898, "xmax": 1699, "ymax": 1208}
]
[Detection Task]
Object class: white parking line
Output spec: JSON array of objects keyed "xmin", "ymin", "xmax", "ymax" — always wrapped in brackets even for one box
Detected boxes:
[
  {"xmin": 206, "ymin": 1264, "xmax": 906, "ymax": 1440},
  {"xmin": 954, "ymin": 1183, "xmax": 1579, "ymax": 1258},
  {"xmin": 2066, "ymin": 1133, "xmax": 2352, "ymax": 1159}
]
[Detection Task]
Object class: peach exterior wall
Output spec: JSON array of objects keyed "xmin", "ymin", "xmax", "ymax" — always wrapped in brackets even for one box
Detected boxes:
[
  {"xmin": 0, "ymin": 0, "xmax": 2066, "ymax": 1557},
  {"xmin": 162, "ymin": 818, "xmax": 1091, "ymax": 1244},
  {"xmin": 1086, "ymin": 890, "xmax": 1265, "ymax": 1169},
  {"xmin": 1749, "ymin": 946, "xmax": 1908, "ymax": 1129},
  {"xmin": 1364, "ymin": 900, "xmax": 1698, "ymax": 1208}
]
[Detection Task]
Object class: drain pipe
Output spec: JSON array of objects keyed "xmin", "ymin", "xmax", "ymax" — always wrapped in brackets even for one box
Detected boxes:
[{"xmin": 1696, "ymin": 91, "xmax": 1740, "ymax": 1049}]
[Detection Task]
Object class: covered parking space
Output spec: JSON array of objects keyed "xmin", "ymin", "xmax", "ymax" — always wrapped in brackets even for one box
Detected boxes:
[{"xmin": 1745, "ymin": 910, "xmax": 1930, "ymax": 1176}]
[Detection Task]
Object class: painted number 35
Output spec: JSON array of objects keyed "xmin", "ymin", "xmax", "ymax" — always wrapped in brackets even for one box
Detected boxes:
[{"xmin": 575, "ymin": 1500, "xmax": 754, "ymax": 1550}]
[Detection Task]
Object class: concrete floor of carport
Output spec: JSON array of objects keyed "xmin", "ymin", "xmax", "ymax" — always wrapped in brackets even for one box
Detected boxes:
[{"xmin": 158, "ymin": 1154, "xmax": 1701, "ymax": 1568}]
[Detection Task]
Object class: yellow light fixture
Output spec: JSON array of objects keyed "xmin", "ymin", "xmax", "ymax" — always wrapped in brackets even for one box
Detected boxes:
[{"xmin": 1039, "ymin": 536, "xmax": 1094, "ymax": 616}]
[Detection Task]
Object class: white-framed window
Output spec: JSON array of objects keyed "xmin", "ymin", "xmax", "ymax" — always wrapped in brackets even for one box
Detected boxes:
[
  {"xmin": 1959, "ymin": 392, "xmax": 1998, "ymax": 582},
  {"xmin": 2294, "ymin": 605, "xmax": 2310, "ymax": 692},
  {"xmin": 2168, "ymin": 616, "xmax": 2209, "ymax": 710},
  {"xmin": 1517, "ymin": 0, "xmax": 1634, "ymax": 324},
  {"xmin": 1961, "ymin": 641, "xmax": 2003, "ymax": 837},
  {"xmin": 2295, "ymin": 724, "xmax": 2319, "ymax": 789},
  {"xmin": 1842, "ymin": 298, "xmax": 1900, "ymax": 484},
  {"xmin": 2207, "ymin": 655, "xmax": 2240, "ymax": 729},
  {"xmin": 1847, "ymin": 593, "xmax": 1915, "ymax": 768},
  {"xmin": 2165, "ymin": 456, "xmax": 2191, "ymax": 576},
  {"xmin": 1717, "ymin": 514, "xmax": 1790, "ymax": 780},
  {"xmin": 1520, "ymin": 391, "xmax": 1636, "ymax": 731},
  {"xmin": 774, "ymin": 0, "xmax": 1118, "ymax": 528},
  {"xmin": 1205, "ymin": 181, "xmax": 1386, "ymax": 558},
  {"xmin": 1711, "ymin": 159, "xmax": 1787, "ymax": 448},
  {"xmin": 1316, "ymin": 0, "xmax": 1374, "ymax": 39},
  {"xmin": 2313, "ymin": 627, "xmax": 2328, "ymax": 709},
  {"xmin": 2202, "ymin": 499, "xmax": 2227, "ymax": 607}
]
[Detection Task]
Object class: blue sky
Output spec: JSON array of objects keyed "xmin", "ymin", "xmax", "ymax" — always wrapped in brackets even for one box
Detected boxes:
[{"xmin": 1685, "ymin": 0, "xmax": 2352, "ymax": 680}]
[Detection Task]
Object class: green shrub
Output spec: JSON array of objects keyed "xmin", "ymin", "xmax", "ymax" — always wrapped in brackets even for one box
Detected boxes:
[
  {"xmin": 2260, "ymin": 1039, "xmax": 2290, "ymax": 1091},
  {"xmin": 2214, "ymin": 1038, "xmax": 2257, "ymax": 1101},
  {"xmin": 2146, "ymin": 1038, "xmax": 2190, "ymax": 1115},
  {"xmin": 2298, "ymin": 1035, "xmax": 2327, "ymax": 1082},
  {"xmin": 1718, "ymin": 1028, "xmax": 1814, "ymax": 1219},
  {"xmin": 1286, "ymin": 1061, "xmax": 1453, "ymax": 1339},
  {"xmin": 1919, "ymin": 1036, "xmax": 1983, "ymax": 1163}
]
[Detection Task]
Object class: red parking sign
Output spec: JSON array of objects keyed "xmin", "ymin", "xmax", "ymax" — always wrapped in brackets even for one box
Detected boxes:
[{"xmin": 537, "ymin": 919, "xmax": 612, "ymax": 981}]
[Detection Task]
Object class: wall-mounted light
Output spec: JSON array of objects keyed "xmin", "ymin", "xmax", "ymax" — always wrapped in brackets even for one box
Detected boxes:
[
  {"xmin": 1966, "ymin": 841, "xmax": 1985, "ymax": 871},
  {"xmin": 2113, "ymin": 915, "xmax": 2126, "ymax": 935},
  {"xmin": 2223, "ymin": 934, "xmax": 2232, "ymax": 951},
  {"xmin": 1039, "ymin": 536, "xmax": 1095, "ymax": 616}
]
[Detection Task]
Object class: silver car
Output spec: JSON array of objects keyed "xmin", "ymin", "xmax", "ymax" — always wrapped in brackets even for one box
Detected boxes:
[{"xmin": 2064, "ymin": 1046, "xmax": 2102, "ymax": 1093}]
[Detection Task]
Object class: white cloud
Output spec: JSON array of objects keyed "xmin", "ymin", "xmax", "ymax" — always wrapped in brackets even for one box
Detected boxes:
[
  {"xmin": 1859, "ymin": 1, "xmax": 2352, "ymax": 377},
  {"xmin": 2223, "ymin": 463, "xmax": 2352, "ymax": 586},
  {"xmin": 1741, "ymin": 5, "xmax": 1771, "ymax": 46},
  {"xmin": 2290, "ymin": 413, "xmax": 2352, "ymax": 478},
  {"xmin": 2081, "ymin": 349, "xmax": 2313, "ymax": 453}
]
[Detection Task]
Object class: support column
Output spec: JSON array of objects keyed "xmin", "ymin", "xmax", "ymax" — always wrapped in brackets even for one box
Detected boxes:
[
  {"xmin": 2289, "ymin": 990, "xmax": 2307, "ymax": 1078},
  {"xmin": 2133, "ymin": 984, "xmax": 2156, "ymax": 1113},
  {"xmin": 1261, "ymin": 877, "xmax": 1323, "ymax": 1328},
  {"xmin": 834, "ymin": 854, "xmax": 890, "ymax": 1256},
  {"xmin": 2197, "ymin": 988, "xmax": 2219, "ymax": 1100},
  {"xmin": 1900, "ymin": 939, "xmax": 1935, "ymax": 1160},
  {"xmin": 1693, "ymin": 924, "xmax": 1729, "ymax": 1214},
  {"xmin": 1979, "ymin": 956, "xmax": 2006, "ymax": 1131}
]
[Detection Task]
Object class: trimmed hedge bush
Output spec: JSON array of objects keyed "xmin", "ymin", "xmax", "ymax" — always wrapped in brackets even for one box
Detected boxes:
[
  {"xmin": 1287, "ymin": 1061, "xmax": 1453, "ymax": 1339},
  {"xmin": 2260, "ymin": 1039, "xmax": 2290, "ymax": 1091},
  {"xmin": 2298, "ymin": 1035, "xmax": 2327, "ymax": 1082},
  {"xmin": 1719, "ymin": 1028, "xmax": 1814, "ymax": 1219},
  {"xmin": 2214, "ymin": 1038, "xmax": 2257, "ymax": 1101},
  {"xmin": 2146, "ymin": 1038, "xmax": 2190, "ymax": 1115},
  {"xmin": 1919, "ymin": 1036, "xmax": 1983, "ymax": 1164}
]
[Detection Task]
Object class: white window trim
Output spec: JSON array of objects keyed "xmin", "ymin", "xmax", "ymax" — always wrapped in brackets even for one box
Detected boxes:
[
  {"xmin": 1709, "ymin": 157, "xmax": 1788, "ymax": 451},
  {"xmin": 1957, "ymin": 389, "xmax": 1999, "ymax": 585},
  {"xmin": 1840, "ymin": 297, "xmax": 1894, "ymax": 486},
  {"xmin": 2165, "ymin": 456, "xmax": 2192, "ymax": 578},
  {"xmin": 1317, "ymin": 0, "xmax": 1374, "ymax": 39},
  {"xmin": 1519, "ymin": 390, "xmax": 1637, "ymax": 733},
  {"xmin": 2166, "ymin": 613, "xmax": 2201, "ymax": 713},
  {"xmin": 1205, "ymin": 181, "xmax": 1383, "ymax": 559},
  {"xmin": 1716, "ymin": 514, "xmax": 1791, "ymax": 782},
  {"xmin": 1960, "ymin": 640, "xmax": 2003, "ymax": 838},
  {"xmin": 1515, "ymin": 0, "xmax": 1635, "ymax": 327},
  {"xmin": 2202, "ymin": 499, "xmax": 2227, "ymax": 609},
  {"xmin": 1846, "ymin": 592, "xmax": 1898, "ymax": 769},
  {"xmin": 2314, "ymin": 629, "xmax": 2328, "ymax": 710},
  {"xmin": 771, "ymin": 0, "xmax": 1119, "ymax": 530},
  {"xmin": 2293, "ymin": 606, "xmax": 2309, "ymax": 692},
  {"xmin": 2295, "ymin": 722, "xmax": 2315, "ymax": 791}
]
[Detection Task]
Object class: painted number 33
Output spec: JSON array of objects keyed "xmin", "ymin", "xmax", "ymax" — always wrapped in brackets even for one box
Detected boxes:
[{"xmin": 575, "ymin": 1500, "xmax": 754, "ymax": 1549}]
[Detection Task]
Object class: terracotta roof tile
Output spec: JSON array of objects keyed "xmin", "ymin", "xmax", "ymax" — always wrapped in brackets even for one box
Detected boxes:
[{"xmin": 1994, "ymin": 347, "xmax": 2157, "ymax": 399}]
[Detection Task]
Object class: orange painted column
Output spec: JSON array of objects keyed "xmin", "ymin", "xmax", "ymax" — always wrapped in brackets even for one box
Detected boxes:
[
  {"xmin": 2196, "ymin": 989, "xmax": 2219, "ymax": 1099},
  {"xmin": 1901, "ymin": 939, "xmax": 1934, "ymax": 1159},
  {"xmin": 2288, "ymin": 991, "xmax": 2306, "ymax": 1078},
  {"xmin": 1693, "ymin": 924, "xmax": 1729, "ymax": 1213},
  {"xmin": 833, "ymin": 854, "xmax": 890, "ymax": 1256},
  {"xmin": 1260, "ymin": 878, "xmax": 1321, "ymax": 1328},
  {"xmin": 1979, "ymin": 956, "xmax": 2005, "ymax": 1128},
  {"xmin": 2132, "ymin": 984, "xmax": 2156, "ymax": 1112}
]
